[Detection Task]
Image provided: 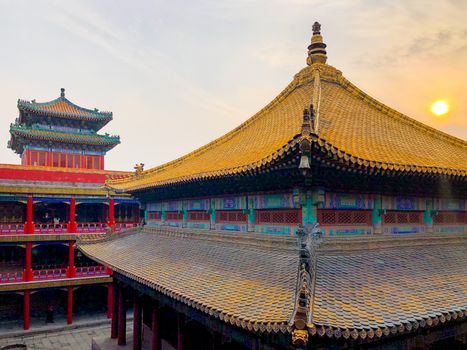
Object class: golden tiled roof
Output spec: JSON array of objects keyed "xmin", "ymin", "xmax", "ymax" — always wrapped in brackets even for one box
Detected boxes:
[
  {"xmin": 78, "ymin": 227, "xmax": 467, "ymax": 344},
  {"xmin": 108, "ymin": 26, "xmax": 467, "ymax": 192},
  {"xmin": 79, "ymin": 227, "xmax": 299, "ymax": 333}
]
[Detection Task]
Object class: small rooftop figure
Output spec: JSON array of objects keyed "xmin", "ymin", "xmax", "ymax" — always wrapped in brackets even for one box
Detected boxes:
[{"xmin": 134, "ymin": 163, "xmax": 144, "ymax": 175}]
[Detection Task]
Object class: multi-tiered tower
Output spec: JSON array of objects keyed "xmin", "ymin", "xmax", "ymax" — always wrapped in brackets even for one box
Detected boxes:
[{"xmin": 8, "ymin": 88, "xmax": 120, "ymax": 169}]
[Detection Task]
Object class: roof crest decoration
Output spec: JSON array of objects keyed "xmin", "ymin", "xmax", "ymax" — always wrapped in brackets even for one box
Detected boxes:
[{"xmin": 291, "ymin": 224, "xmax": 323, "ymax": 346}]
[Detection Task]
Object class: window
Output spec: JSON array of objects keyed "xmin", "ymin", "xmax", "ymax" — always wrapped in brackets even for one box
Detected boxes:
[
  {"xmin": 53, "ymin": 153, "xmax": 60, "ymax": 167},
  {"xmin": 217, "ymin": 210, "xmax": 247, "ymax": 223},
  {"xmin": 67, "ymin": 154, "xmax": 73, "ymax": 168},
  {"xmin": 74, "ymin": 154, "xmax": 81, "ymax": 168},
  {"xmin": 93, "ymin": 157, "xmax": 100, "ymax": 169},
  {"xmin": 256, "ymin": 209, "xmax": 301, "ymax": 225},
  {"xmin": 148, "ymin": 212, "xmax": 161, "ymax": 220},
  {"xmin": 38, "ymin": 152, "xmax": 46, "ymax": 166},
  {"xmin": 318, "ymin": 210, "xmax": 372, "ymax": 226},
  {"xmin": 87, "ymin": 156, "xmax": 93, "ymax": 169},
  {"xmin": 383, "ymin": 211, "xmax": 423, "ymax": 225},
  {"xmin": 188, "ymin": 211, "xmax": 210, "ymax": 221},
  {"xmin": 433, "ymin": 211, "xmax": 466, "ymax": 225},
  {"xmin": 165, "ymin": 211, "xmax": 183, "ymax": 221},
  {"xmin": 59, "ymin": 153, "xmax": 66, "ymax": 167},
  {"xmin": 31, "ymin": 151, "xmax": 38, "ymax": 166}
]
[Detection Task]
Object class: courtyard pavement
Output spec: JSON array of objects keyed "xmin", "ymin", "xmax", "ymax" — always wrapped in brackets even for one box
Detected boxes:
[{"xmin": 0, "ymin": 314, "xmax": 133, "ymax": 350}]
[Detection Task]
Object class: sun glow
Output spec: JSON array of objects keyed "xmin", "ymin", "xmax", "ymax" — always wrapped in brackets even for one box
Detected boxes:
[{"xmin": 430, "ymin": 100, "xmax": 449, "ymax": 117}]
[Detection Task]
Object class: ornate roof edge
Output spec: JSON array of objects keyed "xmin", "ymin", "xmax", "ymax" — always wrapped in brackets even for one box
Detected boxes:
[
  {"xmin": 9, "ymin": 123, "xmax": 120, "ymax": 146},
  {"xmin": 311, "ymin": 135, "xmax": 467, "ymax": 177},
  {"xmin": 17, "ymin": 89, "xmax": 113, "ymax": 121}
]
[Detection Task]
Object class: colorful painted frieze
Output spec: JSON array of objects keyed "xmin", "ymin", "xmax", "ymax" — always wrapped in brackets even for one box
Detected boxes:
[
  {"xmin": 323, "ymin": 193, "xmax": 373, "ymax": 210},
  {"xmin": 383, "ymin": 226, "xmax": 425, "ymax": 234},
  {"xmin": 322, "ymin": 227, "xmax": 372, "ymax": 236},
  {"xmin": 185, "ymin": 199, "xmax": 210, "ymax": 211},
  {"xmin": 215, "ymin": 223, "xmax": 247, "ymax": 232},
  {"xmin": 434, "ymin": 198, "xmax": 466, "ymax": 211},
  {"xmin": 382, "ymin": 196, "xmax": 426, "ymax": 211},
  {"xmin": 249, "ymin": 193, "xmax": 297, "ymax": 210},
  {"xmin": 211, "ymin": 196, "xmax": 247, "ymax": 210},
  {"xmin": 254, "ymin": 224, "xmax": 296, "ymax": 235}
]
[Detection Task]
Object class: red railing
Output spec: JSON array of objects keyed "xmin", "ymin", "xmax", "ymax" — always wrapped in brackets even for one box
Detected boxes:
[
  {"xmin": 0, "ymin": 271, "xmax": 23, "ymax": 283},
  {"xmin": 115, "ymin": 222, "xmax": 139, "ymax": 231},
  {"xmin": 34, "ymin": 223, "xmax": 68, "ymax": 234},
  {"xmin": 76, "ymin": 222, "xmax": 108, "ymax": 233},
  {"xmin": 0, "ymin": 223, "xmax": 25, "ymax": 235},
  {"xmin": 75, "ymin": 265, "xmax": 107, "ymax": 277},
  {"xmin": 32, "ymin": 268, "xmax": 68, "ymax": 280}
]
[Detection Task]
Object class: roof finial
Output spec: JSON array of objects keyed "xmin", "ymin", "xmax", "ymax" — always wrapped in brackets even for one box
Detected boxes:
[
  {"xmin": 307, "ymin": 21, "xmax": 327, "ymax": 65},
  {"xmin": 60, "ymin": 88, "xmax": 65, "ymax": 98}
]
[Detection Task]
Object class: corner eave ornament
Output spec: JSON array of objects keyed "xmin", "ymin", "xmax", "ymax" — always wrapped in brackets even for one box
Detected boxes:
[{"xmin": 134, "ymin": 163, "xmax": 144, "ymax": 176}]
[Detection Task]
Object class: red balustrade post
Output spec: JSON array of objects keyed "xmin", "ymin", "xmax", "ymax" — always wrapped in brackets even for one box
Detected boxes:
[
  {"xmin": 133, "ymin": 294, "xmax": 142, "ymax": 350},
  {"xmin": 107, "ymin": 283, "xmax": 113, "ymax": 319},
  {"xmin": 67, "ymin": 241, "xmax": 76, "ymax": 278},
  {"xmin": 23, "ymin": 290, "xmax": 30, "ymax": 330},
  {"xmin": 67, "ymin": 286, "xmax": 73, "ymax": 325},
  {"xmin": 111, "ymin": 281, "xmax": 119, "ymax": 339},
  {"xmin": 108, "ymin": 198, "xmax": 115, "ymax": 232},
  {"xmin": 24, "ymin": 242, "xmax": 33, "ymax": 281},
  {"xmin": 117, "ymin": 285, "xmax": 126, "ymax": 345},
  {"xmin": 25, "ymin": 195, "xmax": 34, "ymax": 234},
  {"xmin": 68, "ymin": 198, "xmax": 77, "ymax": 233},
  {"xmin": 151, "ymin": 302, "xmax": 161, "ymax": 350}
]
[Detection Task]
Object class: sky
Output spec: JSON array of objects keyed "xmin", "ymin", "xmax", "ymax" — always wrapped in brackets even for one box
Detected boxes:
[{"xmin": 0, "ymin": 0, "xmax": 466, "ymax": 171}]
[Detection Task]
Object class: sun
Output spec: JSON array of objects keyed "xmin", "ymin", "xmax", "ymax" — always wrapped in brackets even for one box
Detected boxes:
[{"xmin": 430, "ymin": 100, "xmax": 449, "ymax": 117}]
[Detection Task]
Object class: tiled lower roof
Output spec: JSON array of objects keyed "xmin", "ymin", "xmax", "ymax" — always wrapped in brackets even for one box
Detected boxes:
[{"xmin": 78, "ymin": 228, "xmax": 467, "ymax": 344}]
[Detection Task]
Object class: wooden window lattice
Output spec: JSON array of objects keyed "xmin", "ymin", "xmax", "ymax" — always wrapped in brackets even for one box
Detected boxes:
[
  {"xmin": 217, "ymin": 210, "xmax": 247, "ymax": 223},
  {"xmin": 188, "ymin": 211, "xmax": 210, "ymax": 222},
  {"xmin": 318, "ymin": 210, "xmax": 371, "ymax": 226},
  {"xmin": 166, "ymin": 211, "xmax": 183, "ymax": 221},
  {"xmin": 383, "ymin": 211, "xmax": 423, "ymax": 225},
  {"xmin": 433, "ymin": 211, "xmax": 467, "ymax": 225},
  {"xmin": 256, "ymin": 209, "xmax": 301, "ymax": 225}
]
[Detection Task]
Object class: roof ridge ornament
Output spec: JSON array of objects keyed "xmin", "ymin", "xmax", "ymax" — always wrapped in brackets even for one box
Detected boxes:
[
  {"xmin": 307, "ymin": 21, "xmax": 327, "ymax": 65},
  {"xmin": 291, "ymin": 224, "xmax": 323, "ymax": 346},
  {"xmin": 60, "ymin": 88, "xmax": 65, "ymax": 98}
]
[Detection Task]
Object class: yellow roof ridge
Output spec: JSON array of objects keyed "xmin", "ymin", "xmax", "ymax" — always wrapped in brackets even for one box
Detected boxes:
[{"xmin": 108, "ymin": 74, "xmax": 311, "ymax": 186}]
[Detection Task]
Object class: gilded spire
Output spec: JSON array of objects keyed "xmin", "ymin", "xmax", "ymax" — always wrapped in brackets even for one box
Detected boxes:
[{"xmin": 307, "ymin": 22, "xmax": 327, "ymax": 65}]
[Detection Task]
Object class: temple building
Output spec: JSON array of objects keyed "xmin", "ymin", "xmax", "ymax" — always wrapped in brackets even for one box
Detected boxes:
[
  {"xmin": 81, "ymin": 23, "xmax": 467, "ymax": 350},
  {"xmin": 0, "ymin": 89, "xmax": 140, "ymax": 330}
]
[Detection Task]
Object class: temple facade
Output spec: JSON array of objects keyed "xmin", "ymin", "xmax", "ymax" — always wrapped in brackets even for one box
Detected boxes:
[
  {"xmin": 81, "ymin": 24, "xmax": 467, "ymax": 349},
  {"xmin": 0, "ymin": 90, "xmax": 140, "ymax": 330}
]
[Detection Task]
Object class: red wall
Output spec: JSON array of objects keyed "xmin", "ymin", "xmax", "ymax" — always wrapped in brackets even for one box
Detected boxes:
[
  {"xmin": 22, "ymin": 150, "xmax": 104, "ymax": 170},
  {"xmin": 0, "ymin": 167, "xmax": 107, "ymax": 184}
]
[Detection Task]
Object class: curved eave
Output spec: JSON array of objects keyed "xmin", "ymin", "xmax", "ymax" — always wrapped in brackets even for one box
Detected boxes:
[
  {"xmin": 312, "ymin": 136, "xmax": 467, "ymax": 178},
  {"xmin": 10, "ymin": 129, "xmax": 120, "ymax": 149},
  {"xmin": 18, "ymin": 99, "xmax": 113, "ymax": 123},
  {"xmin": 107, "ymin": 138, "xmax": 302, "ymax": 192}
]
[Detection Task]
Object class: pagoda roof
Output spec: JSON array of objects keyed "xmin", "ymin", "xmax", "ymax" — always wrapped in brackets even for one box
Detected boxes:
[
  {"xmin": 108, "ymin": 24, "xmax": 467, "ymax": 192},
  {"xmin": 9, "ymin": 124, "xmax": 120, "ymax": 153},
  {"xmin": 18, "ymin": 88, "xmax": 112, "ymax": 125},
  {"xmin": 78, "ymin": 227, "xmax": 467, "ymax": 345}
]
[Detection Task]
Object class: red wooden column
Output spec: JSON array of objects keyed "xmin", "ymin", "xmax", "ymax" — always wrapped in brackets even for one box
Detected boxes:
[
  {"xmin": 107, "ymin": 283, "xmax": 113, "ymax": 319},
  {"xmin": 24, "ymin": 242, "xmax": 33, "ymax": 281},
  {"xmin": 67, "ymin": 286, "xmax": 73, "ymax": 324},
  {"xmin": 151, "ymin": 302, "xmax": 161, "ymax": 350},
  {"xmin": 117, "ymin": 285, "xmax": 126, "ymax": 345},
  {"xmin": 177, "ymin": 313, "xmax": 185, "ymax": 350},
  {"xmin": 68, "ymin": 241, "xmax": 76, "ymax": 278},
  {"xmin": 23, "ymin": 290, "xmax": 30, "ymax": 330},
  {"xmin": 68, "ymin": 198, "xmax": 77, "ymax": 233},
  {"xmin": 111, "ymin": 281, "xmax": 119, "ymax": 339},
  {"xmin": 133, "ymin": 294, "xmax": 142, "ymax": 350},
  {"xmin": 108, "ymin": 198, "xmax": 115, "ymax": 232},
  {"xmin": 25, "ymin": 195, "xmax": 34, "ymax": 234}
]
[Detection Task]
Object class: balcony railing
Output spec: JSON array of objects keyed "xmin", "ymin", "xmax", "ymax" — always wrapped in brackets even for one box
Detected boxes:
[
  {"xmin": 32, "ymin": 267, "xmax": 68, "ymax": 280},
  {"xmin": 0, "ymin": 223, "xmax": 24, "ymax": 235},
  {"xmin": 0, "ymin": 271, "xmax": 23, "ymax": 283},
  {"xmin": 75, "ymin": 265, "xmax": 107, "ymax": 277},
  {"xmin": 0, "ymin": 221, "xmax": 139, "ymax": 235},
  {"xmin": 34, "ymin": 223, "xmax": 68, "ymax": 234}
]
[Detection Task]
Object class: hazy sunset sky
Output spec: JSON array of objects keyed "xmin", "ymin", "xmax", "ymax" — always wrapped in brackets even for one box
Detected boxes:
[{"xmin": 0, "ymin": 0, "xmax": 466, "ymax": 171}]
